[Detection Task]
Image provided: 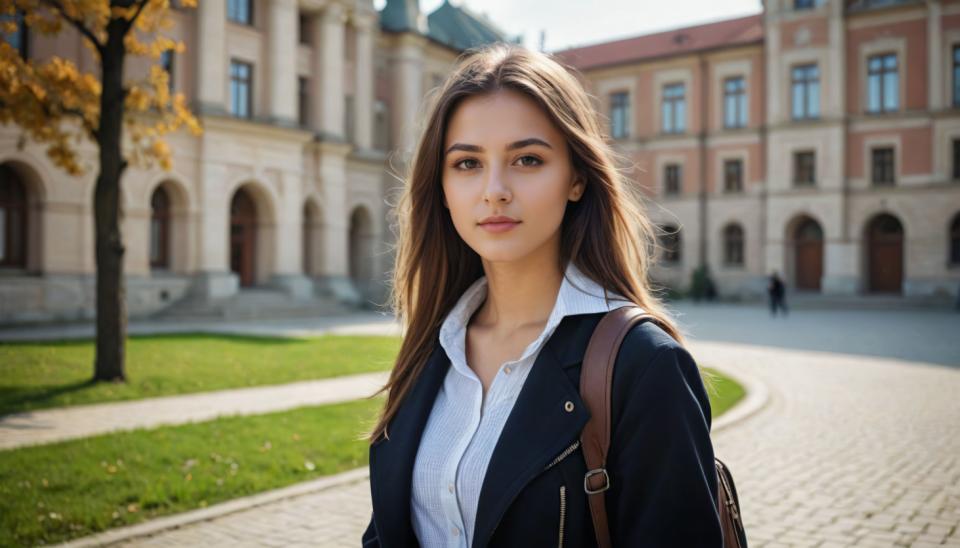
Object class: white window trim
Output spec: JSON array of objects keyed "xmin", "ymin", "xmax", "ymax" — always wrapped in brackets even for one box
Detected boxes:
[
  {"xmin": 653, "ymin": 68, "xmax": 693, "ymax": 135},
  {"xmin": 596, "ymin": 76, "xmax": 636, "ymax": 141},
  {"xmin": 715, "ymin": 150, "xmax": 748, "ymax": 195},
  {"xmin": 712, "ymin": 59, "xmax": 752, "ymax": 131},
  {"xmin": 859, "ymin": 38, "xmax": 906, "ymax": 115},
  {"xmin": 862, "ymin": 136, "xmax": 900, "ymax": 189},
  {"xmin": 780, "ymin": 48, "xmax": 827, "ymax": 121},
  {"xmin": 655, "ymin": 154, "xmax": 686, "ymax": 198}
]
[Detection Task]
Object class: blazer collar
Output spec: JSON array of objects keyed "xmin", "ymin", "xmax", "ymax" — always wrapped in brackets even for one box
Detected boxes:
[{"xmin": 369, "ymin": 311, "xmax": 606, "ymax": 548}]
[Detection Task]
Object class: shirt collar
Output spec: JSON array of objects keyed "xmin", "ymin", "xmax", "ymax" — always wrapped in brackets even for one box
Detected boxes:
[{"xmin": 438, "ymin": 260, "xmax": 635, "ymax": 379}]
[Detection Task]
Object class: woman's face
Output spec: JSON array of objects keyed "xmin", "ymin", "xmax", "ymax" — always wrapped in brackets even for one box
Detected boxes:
[{"xmin": 441, "ymin": 88, "xmax": 584, "ymax": 265}]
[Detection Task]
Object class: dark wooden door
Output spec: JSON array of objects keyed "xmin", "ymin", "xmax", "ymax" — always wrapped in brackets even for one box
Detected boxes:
[
  {"xmin": 868, "ymin": 214, "xmax": 903, "ymax": 293},
  {"xmin": 230, "ymin": 190, "xmax": 257, "ymax": 287},
  {"xmin": 794, "ymin": 219, "xmax": 823, "ymax": 291}
]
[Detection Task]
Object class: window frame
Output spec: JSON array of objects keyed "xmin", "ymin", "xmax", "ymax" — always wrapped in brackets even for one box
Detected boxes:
[
  {"xmin": 723, "ymin": 158, "xmax": 744, "ymax": 193},
  {"xmin": 866, "ymin": 52, "xmax": 899, "ymax": 114},
  {"xmin": 227, "ymin": 0, "xmax": 254, "ymax": 25},
  {"xmin": 722, "ymin": 76, "xmax": 747, "ymax": 129},
  {"xmin": 664, "ymin": 164, "xmax": 682, "ymax": 196},
  {"xmin": 661, "ymin": 83, "xmax": 686, "ymax": 134},
  {"xmin": 791, "ymin": 63, "xmax": 820, "ymax": 120},
  {"xmin": 722, "ymin": 223, "xmax": 745, "ymax": 267},
  {"xmin": 229, "ymin": 59, "xmax": 254, "ymax": 119},
  {"xmin": 793, "ymin": 150, "xmax": 816, "ymax": 186},
  {"xmin": 870, "ymin": 146, "xmax": 895, "ymax": 186},
  {"xmin": 609, "ymin": 91, "xmax": 630, "ymax": 140}
]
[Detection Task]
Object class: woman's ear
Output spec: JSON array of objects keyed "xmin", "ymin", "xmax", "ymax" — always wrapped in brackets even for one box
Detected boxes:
[{"xmin": 569, "ymin": 175, "xmax": 585, "ymax": 202}]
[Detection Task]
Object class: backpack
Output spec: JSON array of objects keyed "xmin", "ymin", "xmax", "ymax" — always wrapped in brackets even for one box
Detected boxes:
[{"xmin": 579, "ymin": 306, "xmax": 747, "ymax": 548}]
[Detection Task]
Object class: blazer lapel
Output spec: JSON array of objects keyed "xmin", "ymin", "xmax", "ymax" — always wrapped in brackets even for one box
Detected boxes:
[
  {"xmin": 471, "ymin": 312, "xmax": 605, "ymax": 548},
  {"xmin": 369, "ymin": 341, "xmax": 450, "ymax": 548}
]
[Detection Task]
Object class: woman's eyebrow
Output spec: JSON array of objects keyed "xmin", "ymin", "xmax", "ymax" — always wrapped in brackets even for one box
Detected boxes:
[{"xmin": 444, "ymin": 137, "xmax": 553, "ymax": 156}]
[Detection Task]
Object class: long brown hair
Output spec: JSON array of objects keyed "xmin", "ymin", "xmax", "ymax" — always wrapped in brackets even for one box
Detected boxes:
[{"xmin": 366, "ymin": 42, "xmax": 699, "ymax": 444}]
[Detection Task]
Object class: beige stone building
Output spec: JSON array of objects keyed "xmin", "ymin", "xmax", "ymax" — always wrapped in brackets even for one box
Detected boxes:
[
  {"xmin": 0, "ymin": 0, "xmax": 518, "ymax": 323},
  {"xmin": 556, "ymin": 0, "xmax": 960, "ymax": 300}
]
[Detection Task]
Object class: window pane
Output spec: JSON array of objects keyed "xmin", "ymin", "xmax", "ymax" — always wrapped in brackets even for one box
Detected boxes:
[
  {"xmin": 867, "ymin": 73, "xmax": 880, "ymax": 112},
  {"xmin": 676, "ymin": 100, "xmax": 685, "ymax": 132},
  {"xmin": 808, "ymin": 81, "xmax": 820, "ymax": 117},
  {"xmin": 662, "ymin": 102, "xmax": 672, "ymax": 132},
  {"xmin": 792, "ymin": 83, "xmax": 804, "ymax": 118},
  {"xmin": 883, "ymin": 72, "xmax": 898, "ymax": 110}
]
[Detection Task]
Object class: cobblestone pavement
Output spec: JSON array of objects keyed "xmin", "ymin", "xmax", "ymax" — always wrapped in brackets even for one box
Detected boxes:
[
  {"xmin": 0, "ymin": 372, "xmax": 389, "ymax": 450},
  {"xmin": 83, "ymin": 339, "xmax": 960, "ymax": 547}
]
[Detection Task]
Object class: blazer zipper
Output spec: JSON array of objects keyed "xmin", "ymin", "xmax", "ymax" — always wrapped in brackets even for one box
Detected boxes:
[
  {"xmin": 487, "ymin": 439, "xmax": 581, "ymax": 543},
  {"xmin": 558, "ymin": 485, "xmax": 567, "ymax": 548}
]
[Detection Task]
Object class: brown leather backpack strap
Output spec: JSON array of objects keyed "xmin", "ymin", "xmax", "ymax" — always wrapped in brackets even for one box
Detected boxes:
[{"xmin": 580, "ymin": 306, "xmax": 654, "ymax": 548}]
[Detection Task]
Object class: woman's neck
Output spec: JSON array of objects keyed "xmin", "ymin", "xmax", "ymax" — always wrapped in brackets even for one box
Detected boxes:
[{"xmin": 472, "ymin": 251, "xmax": 563, "ymax": 334}]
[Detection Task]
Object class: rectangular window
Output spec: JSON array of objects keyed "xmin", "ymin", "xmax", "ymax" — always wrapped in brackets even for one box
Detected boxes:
[
  {"xmin": 345, "ymin": 95, "xmax": 355, "ymax": 143},
  {"xmin": 660, "ymin": 226, "xmax": 681, "ymax": 264},
  {"xmin": 871, "ymin": 147, "xmax": 895, "ymax": 186},
  {"xmin": 794, "ymin": 151, "xmax": 816, "ymax": 186},
  {"xmin": 724, "ymin": 159, "xmax": 743, "ymax": 193},
  {"xmin": 227, "ymin": 0, "xmax": 253, "ymax": 25},
  {"xmin": 953, "ymin": 45, "xmax": 960, "ymax": 108},
  {"xmin": 791, "ymin": 64, "xmax": 820, "ymax": 120},
  {"xmin": 298, "ymin": 76, "xmax": 309, "ymax": 127},
  {"xmin": 723, "ymin": 76, "xmax": 747, "ymax": 129},
  {"xmin": 230, "ymin": 60, "xmax": 253, "ymax": 119},
  {"xmin": 610, "ymin": 91, "xmax": 629, "ymax": 140},
  {"xmin": 299, "ymin": 14, "xmax": 311, "ymax": 45},
  {"xmin": 0, "ymin": 10, "xmax": 28, "ymax": 58},
  {"xmin": 867, "ymin": 53, "xmax": 898, "ymax": 113},
  {"xmin": 664, "ymin": 164, "xmax": 682, "ymax": 195},
  {"xmin": 374, "ymin": 99, "xmax": 389, "ymax": 151},
  {"xmin": 160, "ymin": 49, "xmax": 174, "ymax": 92},
  {"xmin": 794, "ymin": 0, "xmax": 816, "ymax": 9},
  {"xmin": 661, "ymin": 83, "xmax": 686, "ymax": 134},
  {"xmin": 953, "ymin": 138, "xmax": 960, "ymax": 180}
]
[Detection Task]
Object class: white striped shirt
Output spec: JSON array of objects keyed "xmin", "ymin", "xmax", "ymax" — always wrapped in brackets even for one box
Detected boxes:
[{"xmin": 410, "ymin": 260, "xmax": 636, "ymax": 547}]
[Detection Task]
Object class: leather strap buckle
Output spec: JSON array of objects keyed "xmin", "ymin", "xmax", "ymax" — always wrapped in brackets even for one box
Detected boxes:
[{"xmin": 584, "ymin": 468, "xmax": 610, "ymax": 494}]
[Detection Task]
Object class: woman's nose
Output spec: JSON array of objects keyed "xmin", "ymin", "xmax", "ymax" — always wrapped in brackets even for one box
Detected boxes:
[{"xmin": 482, "ymin": 169, "xmax": 511, "ymax": 203}]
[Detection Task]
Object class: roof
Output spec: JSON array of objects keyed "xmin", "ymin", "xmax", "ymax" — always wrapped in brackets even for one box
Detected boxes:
[
  {"xmin": 379, "ymin": 0, "xmax": 520, "ymax": 51},
  {"xmin": 552, "ymin": 14, "xmax": 764, "ymax": 71}
]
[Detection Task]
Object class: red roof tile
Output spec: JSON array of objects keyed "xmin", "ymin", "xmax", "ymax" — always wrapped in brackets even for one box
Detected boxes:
[{"xmin": 552, "ymin": 14, "xmax": 764, "ymax": 71}]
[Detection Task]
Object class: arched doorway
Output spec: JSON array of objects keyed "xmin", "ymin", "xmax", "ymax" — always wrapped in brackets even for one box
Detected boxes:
[
  {"xmin": 348, "ymin": 206, "xmax": 375, "ymax": 297},
  {"xmin": 230, "ymin": 188, "xmax": 258, "ymax": 287},
  {"xmin": 866, "ymin": 213, "xmax": 903, "ymax": 293},
  {"xmin": 0, "ymin": 164, "xmax": 28, "ymax": 268},
  {"xmin": 793, "ymin": 217, "xmax": 823, "ymax": 291}
]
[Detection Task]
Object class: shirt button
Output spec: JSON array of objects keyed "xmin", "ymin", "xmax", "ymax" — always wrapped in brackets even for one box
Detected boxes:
[
  {"xmin": 448, "ymin": 482, "xmax": 455, "ymax": 493},
  {"xmin": 504, "ymin": 366, "xmax": 512, "ymax": 374},
  {"xmin": 453, "ymin": 526, "xmax": 460, "ymax": 536}
]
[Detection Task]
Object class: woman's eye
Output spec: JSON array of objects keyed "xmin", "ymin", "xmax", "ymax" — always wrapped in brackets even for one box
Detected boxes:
[
  {"xmin": 453, "ymin": 158, "xmax": 479, "ymax": 170},
  {"xmin": 516, "ymin": 155, "xmax": 542, "ymax": 167}
]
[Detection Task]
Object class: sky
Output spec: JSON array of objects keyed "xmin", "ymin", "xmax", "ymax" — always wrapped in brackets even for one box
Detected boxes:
[{"xmin": 372, "ymin": 0, "xmax": 763, "ymax": 53}]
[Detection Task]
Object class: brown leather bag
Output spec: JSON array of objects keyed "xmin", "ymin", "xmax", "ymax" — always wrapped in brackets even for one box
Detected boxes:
[{"xmin": 579, "ymin": 306, "xmax": 747, "ymax": 548}]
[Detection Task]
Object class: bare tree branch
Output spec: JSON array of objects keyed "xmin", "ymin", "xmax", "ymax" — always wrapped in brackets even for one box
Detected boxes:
[{"xmin": 39, "ymin": 0, "xmax": 105, "ymax": 53}]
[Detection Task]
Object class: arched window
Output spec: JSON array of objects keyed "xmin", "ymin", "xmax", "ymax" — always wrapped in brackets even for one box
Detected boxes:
[
  {"xmin": 150, "ymin": 186, "xmax": 170, "ymax": 269},
  {"xmin": 950, "ymin": 213, "xmax": 960, "ymax": 266},
  {"xmin": 659, "ymin": 224, "xmax": 681, "ymax": 264},
  {"xmin": 723, "ymin": 223, "xmax": 744, "ymax": 266},
  {"xmin": 0, "ymin": 165, "xmax": 28, "ymax": 268}
]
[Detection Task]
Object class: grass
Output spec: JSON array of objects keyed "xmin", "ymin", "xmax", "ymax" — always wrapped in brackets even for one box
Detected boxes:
[
  {"xmin": 0, "ymin": 333, "xmax": 401, "ymax": 416},
  {"xmin": 0, "ymin": 396, "xmax": 384, "ymax": 547},
  {"xmin": 703, "ymin": 366, "xmax": 746, "ymax": 418}
]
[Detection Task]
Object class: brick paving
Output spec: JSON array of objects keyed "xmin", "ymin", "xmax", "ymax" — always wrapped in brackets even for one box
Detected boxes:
[{"xmin": 63, "ymin": 338, "xmax": 960, "ymax": 547}]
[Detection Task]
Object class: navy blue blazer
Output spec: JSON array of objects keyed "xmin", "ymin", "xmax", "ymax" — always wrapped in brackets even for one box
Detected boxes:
[{"xmin": 362, "ymin": 310, "xmax": 723, "ymax": 547}]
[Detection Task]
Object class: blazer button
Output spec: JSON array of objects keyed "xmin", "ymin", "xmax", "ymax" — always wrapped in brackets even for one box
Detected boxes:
[{"xmin": 564, "ymin": 401, "xmax": 574, "ymax": 412}]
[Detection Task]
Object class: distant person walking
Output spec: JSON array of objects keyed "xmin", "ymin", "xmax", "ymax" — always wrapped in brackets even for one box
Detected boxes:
[{"xmin": 768, "ymin": 270, "xmax": 788, "ymax": 317}]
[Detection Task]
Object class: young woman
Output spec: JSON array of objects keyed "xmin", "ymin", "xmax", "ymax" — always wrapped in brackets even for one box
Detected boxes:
[{"xmin": 362, "ymin": 43, "xmax": 722, "ymax": 547}]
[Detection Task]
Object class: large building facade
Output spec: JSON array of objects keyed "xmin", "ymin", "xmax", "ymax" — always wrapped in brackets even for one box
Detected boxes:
[
  {"xmin": 0, "ymin": 0, "xmax": 517, "ymax": 323},
  {"xmin": 2, "ymin": 0, "xmax": 959, "ymax": 325},
  {"xmin": 557, "ymin": 0, "xmax": 960, "ymax": 300}
]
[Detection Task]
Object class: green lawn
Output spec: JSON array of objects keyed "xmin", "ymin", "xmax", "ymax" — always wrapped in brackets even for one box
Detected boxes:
[
  {"xmin": 0, "ymin": 396, "xmax": 384, "ymax": 547},
  {"xmin": 0, "ymin": 333, "xmax": 400, "ymax": 416},
  {"xmin": 702, "ymin": 366, "xmax": 746, "ymax": 418}
]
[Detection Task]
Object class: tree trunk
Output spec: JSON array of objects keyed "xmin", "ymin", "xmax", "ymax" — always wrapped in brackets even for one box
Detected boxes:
[{"xmin": 93, "ymin": 18, "xmax": 129, "ymax": 382}]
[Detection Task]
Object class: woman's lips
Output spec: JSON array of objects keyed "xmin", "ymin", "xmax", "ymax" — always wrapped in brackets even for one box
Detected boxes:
[{"xmin": 479, "ymin": 221, "xmax": 520, "ymax": 233}]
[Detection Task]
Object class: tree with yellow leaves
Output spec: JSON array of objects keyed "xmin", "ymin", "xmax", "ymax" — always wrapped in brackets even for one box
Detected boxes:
[{"xmin": 0, "ymin": 0, "xmax": 201, "ymax": 381}]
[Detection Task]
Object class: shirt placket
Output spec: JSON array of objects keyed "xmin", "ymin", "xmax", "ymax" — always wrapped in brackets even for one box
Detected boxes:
[{"xmin": 443, "ymin": 366, "xmax": 483, "ymax": 547}]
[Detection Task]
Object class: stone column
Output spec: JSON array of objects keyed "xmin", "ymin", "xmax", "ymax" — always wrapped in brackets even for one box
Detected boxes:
[
  {"xmin": 312, "ymin": 3, "xmax": 345, "ymax": 140},
  {"xmin": 393, "ymin": 37, "xmax": 425, "ymax": 158},
  {"xmin": 267, "ymin": 0, "xmax": 298, "ymax": 125},
  {"xmin": 353, "ymin": 14, "xmax": 376, "ymax": 150},
  {"xmin": 196, "ymin": 0, "xmax": 227, "ymax": 114}
]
